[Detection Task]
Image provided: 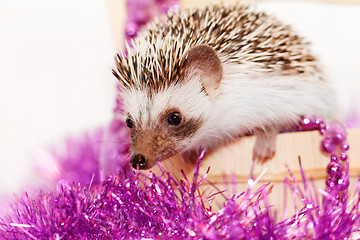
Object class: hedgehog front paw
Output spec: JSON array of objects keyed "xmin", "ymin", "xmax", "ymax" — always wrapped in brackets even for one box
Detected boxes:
[{"xmin": 253, "ymin": 128, "xmax": 278, "ymax": 164}]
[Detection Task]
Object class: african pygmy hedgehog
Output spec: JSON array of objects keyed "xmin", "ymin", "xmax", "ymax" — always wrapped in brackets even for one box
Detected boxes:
[{"xmin": 113, "ymin": 4, "xmax": 334, "ymax": 170}]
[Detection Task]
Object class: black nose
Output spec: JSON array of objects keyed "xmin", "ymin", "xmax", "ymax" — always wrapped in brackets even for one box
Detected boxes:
[{"xmin": 130, "ymin": 154, "xmax": 147, "ymax": 169}]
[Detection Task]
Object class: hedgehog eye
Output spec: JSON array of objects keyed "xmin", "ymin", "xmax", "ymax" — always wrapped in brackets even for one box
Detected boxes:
[
  {"xmin": 125, "ymin": 117, "xmax": 134, "ymax": 128},
  {"xmin": 167, "ymin": 112, "xmax": 182, "ymax": 126}
]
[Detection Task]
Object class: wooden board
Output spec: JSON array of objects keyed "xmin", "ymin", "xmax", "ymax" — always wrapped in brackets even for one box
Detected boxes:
[{"xmin": 151, "ymin": 129, "xmax": 360, "ymax": 180}]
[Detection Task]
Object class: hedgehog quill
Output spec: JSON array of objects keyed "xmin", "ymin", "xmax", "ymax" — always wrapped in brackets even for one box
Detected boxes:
[{"xmin": 113, "ymin": 4, "xmax": 334, "ymax": 170}]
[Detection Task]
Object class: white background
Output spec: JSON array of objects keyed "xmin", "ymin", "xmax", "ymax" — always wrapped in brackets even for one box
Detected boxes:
[
  {"xmin": 0, "ymin": 0, "xmax": 116, "ymax": 196},
  {"xmin": 0, "ymin": 0, "xmax": 359, "ymax": 196}
]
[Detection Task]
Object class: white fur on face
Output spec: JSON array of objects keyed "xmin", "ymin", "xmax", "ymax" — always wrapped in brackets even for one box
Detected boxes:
[{"xmin": 122, "ymin": 78, "xmax": 210, "ymax": 134}]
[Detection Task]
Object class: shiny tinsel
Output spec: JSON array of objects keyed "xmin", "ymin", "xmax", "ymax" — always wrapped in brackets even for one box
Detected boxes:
[{"xmin": 1, "ymin": 134, "xmax": 360, "ymax": 239}]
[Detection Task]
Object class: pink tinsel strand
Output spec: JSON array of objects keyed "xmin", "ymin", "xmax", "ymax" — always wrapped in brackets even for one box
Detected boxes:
[
  {"xmin": 124, "ymin": 0, "xmax": 180, "ymax": 43},
  {"xmin": 296, "ymin": 118, "xmax": 360, "ymax": 239}
]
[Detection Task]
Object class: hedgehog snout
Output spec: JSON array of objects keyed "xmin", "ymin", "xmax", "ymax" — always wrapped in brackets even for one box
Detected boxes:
[{"xmin": 130, "ymin": 153, "xmax": 148, "ymax": 170}]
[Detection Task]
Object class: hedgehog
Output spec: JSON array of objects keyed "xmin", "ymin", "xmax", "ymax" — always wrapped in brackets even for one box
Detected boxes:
[{"xmin": 113, "ymin": 4, "xmax": 334, "ymax": 170}]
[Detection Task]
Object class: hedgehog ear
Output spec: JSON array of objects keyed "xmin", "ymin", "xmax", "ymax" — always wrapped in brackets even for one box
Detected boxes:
[{"xmin": 184, "ymin": 45, "xmax": 223, "ymax": 92}]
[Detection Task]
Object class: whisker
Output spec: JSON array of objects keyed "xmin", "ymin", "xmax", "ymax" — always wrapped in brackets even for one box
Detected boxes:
[
  {"xmin": 120, "ymin": 153, "xmax": 132, "ymax": 169},
  {"xmin": 167, "ymin": 154, "xmax": 184, "ymax": 174}
]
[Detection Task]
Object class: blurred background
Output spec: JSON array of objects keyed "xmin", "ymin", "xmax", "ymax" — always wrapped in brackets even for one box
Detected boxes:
[
  {"xmin": 0, "ymin": 0, "xmax": 359, "ymax": 197},
  {"xmin": 0, "ymin": 0, "xmax": 121, "ymax": 196}
]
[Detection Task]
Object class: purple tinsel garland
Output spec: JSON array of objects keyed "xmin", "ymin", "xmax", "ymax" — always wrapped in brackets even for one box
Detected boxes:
[{"xmin": 1, "ymin": 119, "xmax": 360, "ymax": 239}]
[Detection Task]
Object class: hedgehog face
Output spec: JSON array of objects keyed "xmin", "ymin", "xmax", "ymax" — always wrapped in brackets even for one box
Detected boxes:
[
  {"xmin": 119, "ymin": 45, "xmax": 223, "ymax": 169},
  {"xmin": 123, "ymin": 80, "xmax": 209, "ymax": 170}
]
